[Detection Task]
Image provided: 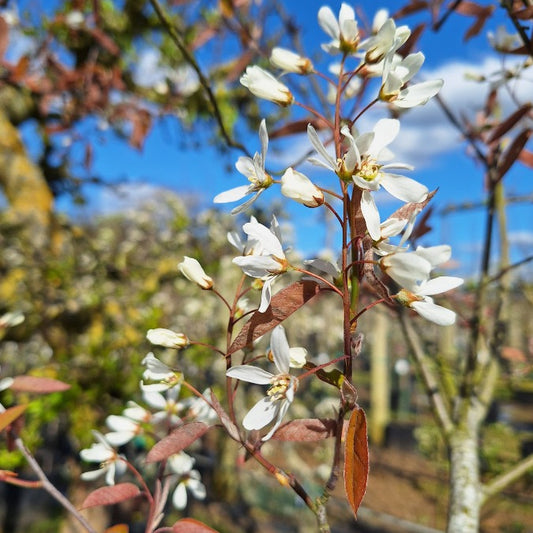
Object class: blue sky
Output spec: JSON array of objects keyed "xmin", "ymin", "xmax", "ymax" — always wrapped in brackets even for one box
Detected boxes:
[{"xmin": 7, "ymin": 1, "xmax": 533, "ymax": 278}]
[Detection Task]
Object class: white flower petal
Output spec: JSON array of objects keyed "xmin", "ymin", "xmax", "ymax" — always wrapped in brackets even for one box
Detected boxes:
[
  {"xmin": 242, "ymin": 396, "xmax": 280, "ymax": 431},
  {"xmin": 307, "ymin": 124, "xmax": 336, "ymax": 170},
  {"xmin": 411, "ymin": 300, "xmax": 456, "ymax": 326},
  {"xmin": 416, "ymin": 245, "xmax": 451, "ymax": 267},
  {"xmin": 104, "ymin": 431, "xmax": 135, "ymax": 447},
  {"xmin": 258, "ymin": 276, "xmax": 274, "ymax": 313},
  {"xmin": 417, "ymin": 276, "xmax": 464, "ymax": 296},
  {"xmin": 361, "ymin": 190, "xmax": 381, "ymax": 241},
  {"xmin": 270, "ymin": 325, "xmax": 291, "ymax": 374},
  {"xmin": 369, "ymin": 118, "xmax": 399, "ymax": 156},
  {"xmin": 213, "ymin": 185, "xmax": 252, "ymax": 204},
  {"xmin": 226, "ymin": 365, "xmax": 273, "ymax": 385},
  {"xmin": 172, "ymin": 482, "xmax": 188, "ymax": 510},
  {"xmin": 381, "ymin": 174, "xmax": 428, "ymax": 203},
  {"xmin": 317, "ymin": 6, "xmax": 339, "ymax": 40}
]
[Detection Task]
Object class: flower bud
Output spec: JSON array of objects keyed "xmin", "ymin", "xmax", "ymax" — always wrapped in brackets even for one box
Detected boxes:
[
  {"xmin": 240, "ymin": 66, "xmax": 294, "ymax": 107},
  {"xmin": 146, "ymin": 328, "xmax": 189, "ymax": 349},
  {"xmin": 281, "ymin": 168, "xmax": 324, "ymax": 207},
  {"xmin": 178, "ymin": 257, "xmax": 214, "ymax": 289},
  {"xmin": 270, "ymin": 47, "xmax": 313, "ymax": 74}
]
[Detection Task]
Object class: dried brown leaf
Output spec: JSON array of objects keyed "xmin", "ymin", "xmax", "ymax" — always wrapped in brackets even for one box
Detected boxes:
[
  {"xmin": 271, "ymin": 418, "xmax": 338, "ymax": 441},
  {"xmin": 0, "ymin": 405, "xmax": 27, "ymax": 433},
  {"xmin": 228, "ymin": 281, "xmax": 324, "ymax": 355},
  {"xmin": 146, "ymin": 422, "xmax": 209, "ymax": 462},
  {"xmin": 80, "ymin": 483, "xmax": 140, "ymax": 509},
  {"xmin": 11, "ymin": 376, "xmax": 70, "ymax": 394},
  {"xmin": 344, "ymin": 407, "xmax": 369, "ymax": 518}
]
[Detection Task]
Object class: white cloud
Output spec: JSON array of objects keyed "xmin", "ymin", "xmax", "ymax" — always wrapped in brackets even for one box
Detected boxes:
[
  {"xmin": 270, "ymin": 55, "xmax": 533, "ymax": 172},
  {"xmin": 509, "ymin": 231, "xmax": 533, "ymax": 248}
]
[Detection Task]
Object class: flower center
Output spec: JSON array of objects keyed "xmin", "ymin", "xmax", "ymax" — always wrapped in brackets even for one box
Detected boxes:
[
  {"xmin": 267, "ymin": 374, "xmax": 293, "ymax": 401},
  {"xmin": 357, "ymin": 158, "xmax": 381, "ymax": 182}
]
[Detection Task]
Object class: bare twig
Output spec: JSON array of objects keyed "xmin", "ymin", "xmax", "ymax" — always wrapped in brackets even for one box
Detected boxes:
[
  {"xmin": 481, "ymin": 453, "xmax": 533, "ymax": 504},
  {"xmin": 399, "ymin": 312, "xmax": 455, "ymax": 438},
  {"xmin": 149, "ymin": 0, "xmax": 250, "ymax": 157},
  {"xmin": 15, "ymin": 437, "xmax": 97, "ymax": 533}
]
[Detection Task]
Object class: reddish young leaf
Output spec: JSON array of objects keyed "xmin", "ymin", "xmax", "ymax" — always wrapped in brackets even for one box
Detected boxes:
[
  {"xmin": 513, "ymin": 6, "xmax": 533, "ymax": 19},
  {"xmin": 455, "ymin": 1, "xmax": 490, "ymax": 16},
  {"xmin": 146, "ymin": 422, "xmax": 209, "ymax": 463},
  {"xmin": 271, "ymin": 418, "xmax": 338, "ymax": 441},
  {"xmin": 397, "ymin": 23, "xmax": 426, "ymax": 57},
  {"xmin": 269, "ymin": 118, "xmax": 329, "ymax": 139},
  {"xmin": 105, "ymin": 525, "xmax": 129, "ymax": 533},
  {"xmin": 228, "ymin": 281, "xmax": 324, "ymax": 355},
  {"xmin": 0, "ymin": 16, "xmax": 9, "ymax": 59},
  {"xmin": 0, "ymin": 405, "xmax": 28, "ymax": 433},
  {"xmin": 497, "ymin": 128, "xmax": 532, "ymax": 180},
  {"xmin": 344, "ymin": 407, "xmax": 369, "ymax": 518},
  {"xmin": 486, "ymin": 103, "xmax": 532, "ymax": 144},
  {"xmin": 392, "ymin": 1, "xmax": 429, "ymax": 20},
  {"xmin": 80, "ymin": 483, "xmax": 140, "ymax": 509},
  {"xmin": 172, "ymin": 518, "xmax": 219, "ymax": 532},
  {"xmin": 519, "ymin": 149, "xmax": 533, "ymax": 168},
  {"xmin": 10, "ymin": 376, "xmax": 70, "ymax": 394}
]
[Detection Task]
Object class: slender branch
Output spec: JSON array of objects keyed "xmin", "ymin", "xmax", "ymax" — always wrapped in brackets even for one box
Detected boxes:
[
  {"xmin": 15, "ymin": 437, "xmax": 97, "ymax": 533},
  {"xmin": 399, "ymin": 312, "xmax": 455, "ymax": 438},
  {"xmin": 149, "ymin": 0, "xmax": 250, "ymax": 156},
  {"xmin": 481, "ymin": 453, "xmax": 533, "ymax": 505},
  {"xmin": 433, "ymin": 0, "xmax": 464, "ymax": 31},
  {"xmin": 501, "ymin": 0, "xmax": 533, "ymax": 58}
]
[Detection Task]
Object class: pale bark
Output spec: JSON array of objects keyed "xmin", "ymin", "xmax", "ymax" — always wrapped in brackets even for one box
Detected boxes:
[{"xmin": 446, "ymin": 427, "xmax": 481, "ymax": 533}]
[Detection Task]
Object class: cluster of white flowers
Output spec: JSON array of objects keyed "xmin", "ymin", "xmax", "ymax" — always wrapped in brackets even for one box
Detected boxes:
[
  {"xmin": 80, "ymin": 333, "xmax": 215, "ymax": 509},
  {"xmin": 210, "ymin": 4, "xmax": 465, "ymax": 438}
]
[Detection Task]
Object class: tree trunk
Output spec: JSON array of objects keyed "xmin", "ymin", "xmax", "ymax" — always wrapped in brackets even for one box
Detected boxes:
[{"xmin": 446, "ymin": 419, "xmax": 481, "ymax": 532}]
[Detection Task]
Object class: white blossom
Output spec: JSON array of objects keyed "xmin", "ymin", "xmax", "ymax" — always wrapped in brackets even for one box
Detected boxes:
[
  {"xmin": 341, "ymin": 119, "xmax": 428, "ymax": 240},
  {"xmin": 380, "ymin": 52, "xmax": 443, "ymax": 108},
  {"xmin": 140, "ymin": 353, "xmax": 182, "ymax": 392},
  {"xmin": 80, "ymin": 431, "xmax": 127, "ymax": 485},
  {"xmin": 240, "ymin": 66, "xmax": 293, "ymax": 106},
  {"xmin": 397, "ymin": 276, "xmax": 464, "ymax": 326},
  {"xmin": 214, "ymin": 120, "xmax": 272, "ymax": 214},
  {"xmin": 270, "ymin": 47, "xmax": 313, "ymax": 74},
  {"xmin": 318, "ymin": 3, "xmax": 359, "ymax": 55},
  {"xmin": 226, "ymin": 325, "xmax": 299, "ymax": 440},
  {"xmin": 380, "ymin": 245, "xmax": 453, "ymax": 290},
  {"xmin": 167, "ymin": 452, "xmax": 206, "ymax": 510},
  {"xmin": 281, "ymin": 168, "xmax": 324, "ymax": 207},
  {"xmin": 146, "ymin": 328, "xmax": 189, "ymax": 349},
  {"xmin": 359, "ymin": 17, "xmax": 410, "ymax": 64},
  {"xmin": 143, "ymin": 386, "xmax": 184, "ymax": 426},
  {"xmin": 105, "ymin": 411, "xmax": 146, "ymax": 447},
  {"xmin": 178, "ymin": 257, "xmax": 213, "ymax": 289},
  {"xmin": 232, "ymin": 217, "xmax": 289, "ymax": 313},
  {"xmin": 488, "ymin": 26, "xmax": 521, "ymax": 53}
]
